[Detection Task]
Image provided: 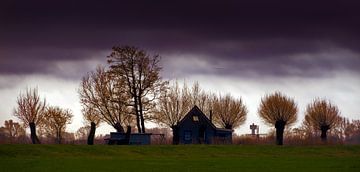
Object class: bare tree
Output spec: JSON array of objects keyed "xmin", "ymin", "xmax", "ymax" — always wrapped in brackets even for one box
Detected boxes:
[
  {"xmin": 304, "ymin": 99, "xmax": 341, "ymax": 142},
  {"xmin": 212, "ymin": 94, "xmax": 247, "ymax": 130},
  {"xmin": 82, "ymin": 106, "xmax": 101, "ymax": 145},
  {"xmin": 345, "ymin": 119, "xmax": 360, "ymax": 144},
  {"xmin": 2, "ymin": 120, "xmax": 26, "ymax": 143},
  {"xmin": 332, "ymin": 116, "xmax": 350, "ymax": 141},
  {"xmin": 258, "ymin": 92, "xmax": 297, "ymax": 145},
  {"xmin": 298, "ymin": 116, "xmax": 317, "ymax": 139},
  {"xmin": 188, "ymin": 82, "xmax": 213, "ymax": 114},
  {"xmin": 151, "ymin": 81, "xmax": 191, "ymax": 144},
  {"xmin": 14, "ymin": 88, "xmax": 46, "ymax": 144},
  {"xmin": 108, "ymin": 46, "xmax": 167, "ymax": 133},
  {"xmin": 79, "ymin": 66, "xmax": 132, "ymax": 133},
  {"xmin": 44, "ymin": 106, "xmax": 73, "ymax": 144},
  {"xmin": 75, "ymin": 126, "xmax": 90, "ymax": 141}
]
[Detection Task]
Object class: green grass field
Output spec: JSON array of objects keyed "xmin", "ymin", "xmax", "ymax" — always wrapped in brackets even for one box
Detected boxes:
[{"xmin": 0, "ymin": 144, "xmax": 359, "ymax": 172}]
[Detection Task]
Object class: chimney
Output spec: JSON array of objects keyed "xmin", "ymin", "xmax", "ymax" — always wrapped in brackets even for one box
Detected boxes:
[{"xmin": 209, "ymin": 110, "xmax": 213, "ymax": 123}]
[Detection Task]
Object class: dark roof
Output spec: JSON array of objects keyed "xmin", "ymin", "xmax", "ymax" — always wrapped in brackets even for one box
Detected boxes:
[{"xmin": 178, "ymin": 105, "xmax": 232, "ymax": 132}]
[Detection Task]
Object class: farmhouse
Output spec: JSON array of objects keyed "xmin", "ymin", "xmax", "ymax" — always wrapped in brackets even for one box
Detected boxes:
[{"xmin": 177, "ymin": 106, "xmax": 232, "ymax": 144}]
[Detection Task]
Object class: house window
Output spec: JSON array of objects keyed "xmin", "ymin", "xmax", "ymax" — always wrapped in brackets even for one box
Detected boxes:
[
  {"xmin": 184, "ymin": 131, "xmax": 192, "ymax": 141},
  {"xmin": 192, "ymin": 115, "xmax": 199, "ymax": 122}
]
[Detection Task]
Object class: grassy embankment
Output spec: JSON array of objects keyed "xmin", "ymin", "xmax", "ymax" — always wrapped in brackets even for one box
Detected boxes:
[{"xmin": 0, "ymin": 144, "xmax": 359, "ymax": 172}]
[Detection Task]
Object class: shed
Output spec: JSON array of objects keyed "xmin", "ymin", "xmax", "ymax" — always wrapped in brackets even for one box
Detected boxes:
[{"xmin": 105, "ymin": 132, "xmax": 152, "ymax": 145}]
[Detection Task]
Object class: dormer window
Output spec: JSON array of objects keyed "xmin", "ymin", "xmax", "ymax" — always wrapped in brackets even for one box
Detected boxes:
[{"xmin": 193, "ymin": 115, "xmax": 199, "ymax": 122}]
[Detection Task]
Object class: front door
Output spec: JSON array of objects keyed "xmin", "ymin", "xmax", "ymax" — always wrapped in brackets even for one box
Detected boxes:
[
  {"xmin": 199, "ymin": 126, "xmax": 206, "ymax": 144},
  {"xmin": 184, "ymin": 130, "xmax": 192, "ymax": 144}
]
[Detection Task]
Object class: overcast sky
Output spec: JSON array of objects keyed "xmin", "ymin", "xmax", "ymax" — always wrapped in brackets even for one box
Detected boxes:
[{"xmin": 1, "ymin": 0, "xmax": 359, "ymax": 135}]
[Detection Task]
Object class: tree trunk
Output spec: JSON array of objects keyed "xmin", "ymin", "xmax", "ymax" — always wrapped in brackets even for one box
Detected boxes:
[
  {"xmin": 138, "ymin": 97, "xmax": 146, "ymax": 133},
  {"xmin": 57, "ymin": 130, "xmax": 62, "ymax": 144},
  {"xmin": 133, "ymin": 95, "xmax": 142, "ymax": 133},
  {"xmin": 114, "ymin": 122, "xmax": 125, "ymax": 133},
  {"xmin": 275, "ymin": 120, "xmax": 286, "ymax": 145},
  {"xmin": 130, "ymin": 60, "xmax": 142, "ymax": 133},
  {"xmin": 321, "ymin": 125, "xmax": 330, "ymax": 142},
  {"xmin": 87, "ymin": 122, "xmax": 96, "ymax": 145},
  {"xmin": 125, "ymin": 126, "xmax": 131, "ymax": 144},
  {"xmin": 29, "ymin": 122, "xmax": 41, "ymax": 144},
  {"xmin": 55, "ymin": 131, "xmax": 58, "ymax": 144},
  {"xmin": 171, "ymin": 125, "xmax": 179, "ymax": 145},
  {"xmin": 140, "ymin": 112, "xmax": 146, "ymax": 133}
]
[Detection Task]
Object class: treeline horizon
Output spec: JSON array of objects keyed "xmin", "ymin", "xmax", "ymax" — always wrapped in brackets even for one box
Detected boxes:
[
  {"xmin": 1, "ymin": 46, "xmax": 359, "ymax": 145},
  {"xmin": 2, "ymin": 117, "xmax": 360, "ymax": 145}
]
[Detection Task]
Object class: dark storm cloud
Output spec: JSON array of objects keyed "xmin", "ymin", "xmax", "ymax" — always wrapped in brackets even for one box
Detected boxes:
[
  {"xmin": 1, "ymin": 0, "xmax": 360, "ymax": 78},
  {"xmin": 0, "ymin": 46, "xmax": 108, "ymax": 79}
]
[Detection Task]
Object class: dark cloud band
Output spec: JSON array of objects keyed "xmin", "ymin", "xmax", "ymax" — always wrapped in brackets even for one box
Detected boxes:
[{"xmin": 1, "ymin": 0, "xmax": 359, "ymax": 78}]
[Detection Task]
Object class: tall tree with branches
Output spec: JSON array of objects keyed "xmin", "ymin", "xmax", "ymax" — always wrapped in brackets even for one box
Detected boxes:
[
  {"xmin": 14, "ymin": 88, "xmax": 46, "ymax": 144},
  {"xmin": 79, "ymin": 66, "xmax": 132, "ymax": 133},
  {"xmin": 212, "ymin": 94, "xmax": 247, "ymax": 130},
  {"xmin": 151, "ymin": 81, "xmax": 191, "ymax": 144},
  {"xmin": 258, "ymin": 92, "xmax": 297, "ymax": 145},
  {"xmin": 304, "ymin": 99, "xmax": 341, "ymax": 142},
  {"xmin": 108, "ymin": 46, "xmax": 167, "ymax": 133},
  {"xmin": 44, "ymin": 106, "xmax": 73, "ymax": 144}
]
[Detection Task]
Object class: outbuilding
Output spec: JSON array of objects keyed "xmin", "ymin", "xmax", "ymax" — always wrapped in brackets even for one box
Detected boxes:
[{"xmin": 177, "ymin": 106, "xmax": 232, "ymax": 144}]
